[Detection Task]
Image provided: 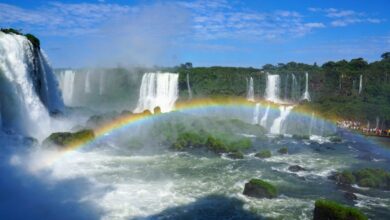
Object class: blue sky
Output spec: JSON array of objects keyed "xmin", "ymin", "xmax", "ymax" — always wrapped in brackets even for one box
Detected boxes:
[{"xmin": 1, "ymin": 0, "xmax": 389, "ymax": 68}]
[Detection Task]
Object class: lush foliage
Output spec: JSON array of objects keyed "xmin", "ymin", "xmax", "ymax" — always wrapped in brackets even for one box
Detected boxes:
[
  {"xmin": 332, "ymin": 168, "xmax": 390, "ymax": 190},
  {"xmin": 174, "ymin": 53, "xmax": 390, "ymax": 127},
  {"xmin": 313, "ymin": 199, "xmax": 367, "ymax": 220}
]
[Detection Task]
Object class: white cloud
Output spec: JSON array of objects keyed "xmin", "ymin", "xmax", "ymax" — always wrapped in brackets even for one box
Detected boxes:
[{"xmin": 308, "ymin": 7, "xmax": 384, "ymax": 27}]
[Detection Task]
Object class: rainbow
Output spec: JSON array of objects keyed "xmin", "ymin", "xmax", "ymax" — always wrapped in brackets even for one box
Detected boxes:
[{"xmin": 47, "ymin": 97, "xmax": 337, "ymax": 164}]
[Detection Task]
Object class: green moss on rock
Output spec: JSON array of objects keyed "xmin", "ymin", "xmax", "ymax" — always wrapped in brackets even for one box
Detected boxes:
[
  {"xmin": 313, "ymin": 199, "xmax": 367, "ymax": 220},
  {"xmin": 43, "ymin": 129, "xmax": 95, "ymax": 148},
  {"xmin": 278, "ymin": 147, "xmax": 288, "ymax": 154},
  {"xmin": 255, "ymin": 150, "xmax": 272, "ymax": 158},
  {"xmin": 243, "ymin": 178, "xmax": 277, "ymax": 199}
]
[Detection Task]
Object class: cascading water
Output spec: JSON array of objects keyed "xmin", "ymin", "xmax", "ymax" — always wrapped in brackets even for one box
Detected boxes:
[
  {"xmin": 260, "ymin": 105, "xmax": 270, "ymax": 128},
  {"xmin": 359, "ymin": 74, "xmax": 363, "ymax": 94},
  {"xmin": 291, "ymin": 73, "xmax": 299, "ymax": 101},
  {"xmin": 186, "ymin": 73, "xmax": 192, "ymax": 100},
  {"xmin": 301, "ymin": 72, "xmax": 310, "ymax": 101},
  {"xmin": 270, "ymin": 105, "xmax": 294, "ymax": 134},
  {"xmin": 85, "ymin": 70, "xmax": 91, "ymax": 93},
  {"xmin": 0, "ymin": 32, "xmax": 63, "ymax": 137},
  {"xmin": 265, "ymin": 73, "xmax": 280, "ymax": 103},
  {"xmin": 252, "ymin": 103, "xmax": 260, "ymax": 124},
  {"xmin": 59, "ymin": 70, "xmax": 76, "ymax": 106},
  {"xmin": 247, "ymin": 77, "xmax": 255, "ymax": 101},
  {"xmin": 99, "ymin": 72, "xmax": 105, "ymax": 95},
  {"xmin": 134, "ymin": 72, "xmax": 179, "ymax": 113}
]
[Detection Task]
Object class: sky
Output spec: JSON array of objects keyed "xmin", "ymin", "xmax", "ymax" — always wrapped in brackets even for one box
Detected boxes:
[{"xmin": 0, "ymin": 0, "xmax": 389, "ymax": 68}]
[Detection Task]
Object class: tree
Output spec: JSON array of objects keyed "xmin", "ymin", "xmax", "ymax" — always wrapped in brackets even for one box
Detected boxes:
[{"xmin": 381, "ymin": 52, "xmax": 390, "ymax": 60}]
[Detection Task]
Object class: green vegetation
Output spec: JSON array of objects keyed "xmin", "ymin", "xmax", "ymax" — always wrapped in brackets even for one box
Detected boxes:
[
  {"xmin": 255, "ymin": 150, "xmax": 272, "ymax": 158},
  {"xmin": 331, "ymin": 168, "xmax": 390, "ymax": 190},
  {"xmin": 174, "ymin": 52, "xmax": 390, "ymax": 127},
  {"xmin": 313, "ymin": 199, "xmax": 367, "ymax": 220},
  {"xmin": 1, "ymin": 28, "xmax": 40, "ymax": 48},
  {"xmin": 243, "ymin": 178, "xmax": 278, "ymax": 198},
  {"xmin": 43, "ymin": 129, "xmax": 95, "ymax": 148},
  {"xmin": 277, "ymin": 147, "xmax": 288, "ymax": 154}
]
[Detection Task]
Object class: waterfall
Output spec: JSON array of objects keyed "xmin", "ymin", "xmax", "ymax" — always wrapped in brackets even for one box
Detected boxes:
[
  {"xmin": 284, "ymin": 74, "xmax": 290, "ymax": 100},
  {"xmin": 252, "ymin": 103, "xmax": 260, "ymax": 124},
  {"xmin": 186, "ymin": 73, "xmax": 192, "ymax": 100},
  {"xmin": 309, "ymin": 112, "xmax": 315, "ymax": 136},
  {"xmin": 0, "ymin": 32, "xmax": 63, "ymax": 137},
  {"xmin": 270, "ymin": 105, "xmax": 294, "ymax": 134},
  {"xmin": 85, "ymin": 70, "xmax": 91, "ymax": 93},
  {"xmin": 260, "ymin": 105, "xmax": 270, "ymax": 128},
  {"xmin": 301, "ymin": 72, "xmax": 311, "ymax": 101},
  {"xmin": 59, "ymin": 70, "xmax": 76, "ymax": 106},
  {"xmin": 359, "ymin": 74, "xmax": 363, "ymax": 94},
  {"xmin": 376, "ymin": 117, "xmax": 380, "ymax": 129},
  {"xmin": 247, "ymin": 77, "xmax": 255, "ymax": 101},
  {"xmin": 291, "ymin": 73, "xmax": 299, "ymax": 101},
  {"xmin": 265, "ymin": 73, "xmax": 280, "ymax": 103},
  {"xmin": 99, "ymin": 72, "xmax": 105, "ymax": 95},
  {"xmin": 134, "ymin": 72, "xmax": 179, "ymax": 113}
]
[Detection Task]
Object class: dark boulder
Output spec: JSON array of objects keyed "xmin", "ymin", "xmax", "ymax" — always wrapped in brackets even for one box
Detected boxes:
[
  {"xmin": 243, "ymin": 179, "xmax": 277, "ymax": 199},
  {"xmin": 288, "ymin": 165, "xmax": 306, "ymax": 172}
]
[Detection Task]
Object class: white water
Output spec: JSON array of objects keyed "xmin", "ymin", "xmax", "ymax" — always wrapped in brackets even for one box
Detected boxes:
[
  {"xmin": 186, "ymin": 73, "xmax": 192, "ymax": 100},
  {"xmin": 260, "ymin": 105, "xmax": 270, "ymax": 128},
  {"xmin": 265, "ymin": 74, "xmax": 280, "ymax": 103},
  {"xmin": 291, "ymin": 74, "xmax": 299, "ymax": 101},
  {"xmin": 85, "ymin": 70, "xmax": 91, "ymax": 93},
  {"xmin": 359, "ymin": 74, "xmax": 363, "ymax": 94},
  {"xmin": 247, "ymin": 77, "xmax": 255, "ymax": 101},
  {"xmin": 99, "ymin": 72, "xmax": 105, "ymax": 95},
  {"xmin": 252, "ymin": 103, "xmax": 260, "ymax": 124},
  {"xmin": 134, "ymin": 72, "xmax": 179, "ymax": 113},
  {"xmin": 0, "ymin": 32, "xmax": 63, "ymax": 137},
  {"xmin": 59, "ymin": 70, "xmax": 76, "ymax": 106},
  {"xmin": 301, "ymin": 72, "xmax": 310, "ymax": 101},
  {"xmin": 270, "ymin": 105, "xmax": 294, "ymax": 134}
]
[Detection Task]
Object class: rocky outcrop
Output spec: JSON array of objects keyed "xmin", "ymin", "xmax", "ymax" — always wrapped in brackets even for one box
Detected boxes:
[{"xmin": 243, "ymin": 179, "xmax": 277, "ymax": 199}]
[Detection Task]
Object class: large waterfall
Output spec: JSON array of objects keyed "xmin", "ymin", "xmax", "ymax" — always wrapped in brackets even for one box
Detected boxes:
[
  {"xmin": 260, "ymin": 105, "xmax": 270, "ymax": 128},
  {"xmin": 187, "ymin": 73, "xmax": 193, "ymax": 100},
  {"xmin": 301, "ymin": 72, "xmax": 310, "ymax": 101},
  {"xmin": 85, "ymin": 70, "xmax": 91, "ymax": 93},
  {"xmin": 99, "ymin": 72, "xmax": 105, "ymax": 95},
  {"xmin": 247, "ymin": 77, "xmax": 255, "ymax": 101},
  {"xmin": 270, "ymin": 105, "xmax": 294, "ymax": 134},
  {"xmin": 134, "ymin": 72, "xmax": 179, "ymax": 113},
  {"xmin": 265, "ymin": 74, "xmax": 280, "ymax": 103},
  {"xmin": 252, "ymin": 103, "xmax": 260, "ymax": 124},
  {"xmin": 359, "ymin": 74, "xmax": 363, "ymax": 94},
  {"xmin": 0, "ymin": 32, "xmax": 63, "ymax": 137},
  {"xmin": 58, "ymin": 70, "xmax": 76, "ymax": 106}
]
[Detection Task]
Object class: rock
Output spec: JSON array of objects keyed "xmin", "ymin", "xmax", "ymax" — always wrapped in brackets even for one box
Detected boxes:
[
  {"xmin": 288, "ymin": 165, "xmax": 306, "ymax": 172},
  {"xmin": 292, "ymin": 134, "xmax": 310, "ymax": 140},
  {"xmin": 255, "ymin": 150, "xmax": 271, "ymax": 158},
  {"xmin": 153, "ymin": 106, "xmax": 161, "ymax": 114},
  {"xmin": 226, "ymin": 151, "xmax": 244, "ymax": 159},
  {"xmin": 277, "ymin": 147, "xmax": 288, "ymax": 154},
  {"xmin": 243, "ymin": 179, "xmax": 277, "ymax": 199},
  {"xmin": 328, "ymin": 171, "xmax": 355, "ymax": 186},
  {"xmin": 313, "ymin": 199, "xmax": 367, "ymax": 220},
  {"xmin": 43, "ymin": 129, "xmax": 95, "ymax": 148},
  {"xmin": 344, "ymin": 192, "xmax": 358, "ymax": 201},
  {"xmin": 329, "ymin": 136, "xmax": 342, "ymax": 143}
]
